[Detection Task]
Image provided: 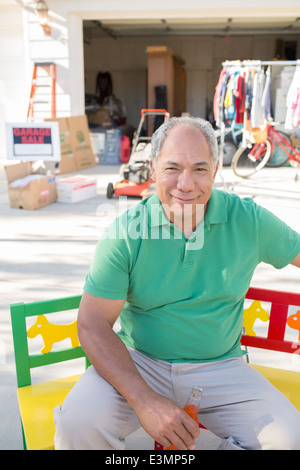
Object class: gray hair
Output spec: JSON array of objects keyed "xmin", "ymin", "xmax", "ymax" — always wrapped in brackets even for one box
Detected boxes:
[{"xmin": 150, "ymin": 116, "xmax": 218, "ymax": 168}]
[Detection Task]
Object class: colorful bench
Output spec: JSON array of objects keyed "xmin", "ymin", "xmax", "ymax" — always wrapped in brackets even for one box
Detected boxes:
[{"xmin": 11, "ymin": 287, "xmax": 300, "ymax": 450}]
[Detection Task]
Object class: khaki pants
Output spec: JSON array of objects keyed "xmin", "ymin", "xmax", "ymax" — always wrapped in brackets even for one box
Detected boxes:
[{"xmin": 54, "ymin": 349, "xmax": 300, "ymax": 450}]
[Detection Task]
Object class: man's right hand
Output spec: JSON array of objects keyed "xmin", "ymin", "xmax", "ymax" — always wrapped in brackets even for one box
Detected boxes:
[{"xmin": 133, "ymin": 392, "xmax": 200, "ymax": 450}]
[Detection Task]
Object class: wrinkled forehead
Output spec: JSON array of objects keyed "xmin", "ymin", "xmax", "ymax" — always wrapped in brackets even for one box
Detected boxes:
[{"xmin": 158, "ymin": 125, "xmax": 212, "ymax": 161}]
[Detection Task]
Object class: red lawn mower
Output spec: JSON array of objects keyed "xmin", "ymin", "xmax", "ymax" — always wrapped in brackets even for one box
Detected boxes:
[{"xmin": 106, "ymin": 108, "xmax": 169, "ymax": 199}]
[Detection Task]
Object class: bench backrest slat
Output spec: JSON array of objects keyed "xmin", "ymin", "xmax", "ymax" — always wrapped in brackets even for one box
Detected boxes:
[{"xmin": 242, "ymin": 287, "xmax": 300, "ymax": 354}]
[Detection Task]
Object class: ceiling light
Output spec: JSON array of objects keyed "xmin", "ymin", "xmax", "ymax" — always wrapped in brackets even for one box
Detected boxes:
[{"xmin": 35, "ymin": 0, "xmax": 51, "ymax": 35}]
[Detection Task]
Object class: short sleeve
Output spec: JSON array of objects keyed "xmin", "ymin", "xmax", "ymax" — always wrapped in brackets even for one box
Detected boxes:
[
  {"xmin": 84, "ymin": 218, "xmax": 130, "ymax": 299},
  {"xmin": 257, "ymin": 205, "xmax": 300, "ymax": 269}
]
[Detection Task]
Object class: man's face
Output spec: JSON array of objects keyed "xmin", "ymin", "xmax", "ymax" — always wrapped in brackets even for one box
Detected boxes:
[{"xmin": 150, "ymin": 125, "xmax": 218, "ymax": 234}]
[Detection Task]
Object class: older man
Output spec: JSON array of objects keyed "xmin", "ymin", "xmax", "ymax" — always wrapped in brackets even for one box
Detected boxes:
[{"xmin": 54, "ymin": 117, "xmax": 300, "ymax": 450}]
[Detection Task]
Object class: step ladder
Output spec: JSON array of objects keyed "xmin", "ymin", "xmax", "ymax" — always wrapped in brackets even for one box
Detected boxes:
[{"xmin": 27, "ymin": 62, "xmax": 56, "ymax": 120}]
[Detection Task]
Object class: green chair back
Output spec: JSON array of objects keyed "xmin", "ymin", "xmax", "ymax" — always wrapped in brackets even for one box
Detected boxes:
[{"xmin": 10, "ymin": 295, "xmax": 89, "ymax": 388}]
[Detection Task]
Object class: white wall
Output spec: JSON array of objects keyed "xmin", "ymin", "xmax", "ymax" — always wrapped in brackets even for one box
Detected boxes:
[{"xmin": 0, "ymin": 2, "xmax": 27, "ymax": 160}]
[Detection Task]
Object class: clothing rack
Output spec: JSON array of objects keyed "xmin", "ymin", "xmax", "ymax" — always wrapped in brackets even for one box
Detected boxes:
[
  {"xmin": 222, "ymin": 60, "xmax": 300, "ymax": 67},
  {"xmin": 216, "ymin": 59, "xmax": 300, "ymax": 186}
]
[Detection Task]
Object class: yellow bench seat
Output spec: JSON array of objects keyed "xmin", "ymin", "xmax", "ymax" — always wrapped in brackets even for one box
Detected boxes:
[
  {"xmin": 18, "ymin": 365, "xmax": 300, "ymax": 451},
  {"xmin": 251, "ymin": 364, "xmax": 300, "ymax": 410},
  {"xmin": 17, "ymin": 374, "xmax": 81, "ymax": 450}
]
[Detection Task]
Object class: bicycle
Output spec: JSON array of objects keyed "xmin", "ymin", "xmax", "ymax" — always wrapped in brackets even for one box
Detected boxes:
[
  {"xmin": 231, "ymin": 121, "xmax": 300, "ymax": 179},
  {"xmin": 216, "ymin": 126, "xmax": 243, "ymax": 166}
]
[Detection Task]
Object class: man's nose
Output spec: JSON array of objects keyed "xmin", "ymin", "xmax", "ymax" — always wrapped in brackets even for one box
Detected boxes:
[{"xmin": 177, "ymin": 169, "xmax": 195, "ymax": 192}]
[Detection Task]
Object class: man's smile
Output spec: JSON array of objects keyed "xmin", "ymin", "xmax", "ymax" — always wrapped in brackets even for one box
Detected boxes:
[{"xmin": 170, "ymin": 195, "xmax": 200, "ymax": 204}]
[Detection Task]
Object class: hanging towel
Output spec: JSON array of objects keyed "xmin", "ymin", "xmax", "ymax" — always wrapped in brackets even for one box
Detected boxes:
[
  {"xmin": 251, "ymin": 70, "xmax": 265, "ymax": 128},
  {"xmin": 261, "ymin": 66, "xmax": 271, "ymax": 121}
]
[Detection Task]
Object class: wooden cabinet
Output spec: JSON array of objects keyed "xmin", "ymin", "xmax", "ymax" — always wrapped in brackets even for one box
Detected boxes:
[{"xmin": 146, "ymin": 46, "xmax": 186, "ymax": 126}]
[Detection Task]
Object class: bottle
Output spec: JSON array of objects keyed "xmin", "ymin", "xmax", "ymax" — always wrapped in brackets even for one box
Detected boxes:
[{"xmin": 165, "ymin": 385, "xmax": 203, "ymax": 450}]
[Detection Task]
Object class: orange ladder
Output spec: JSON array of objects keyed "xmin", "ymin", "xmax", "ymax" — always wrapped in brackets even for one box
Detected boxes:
[{"xmin": 27, "ymin": 62, "xmax": 56, "ymax": 120}]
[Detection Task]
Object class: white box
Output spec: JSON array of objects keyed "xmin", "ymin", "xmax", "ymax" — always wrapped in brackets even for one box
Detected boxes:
[
  {"xmin": 272, "ymin": 76, "xmax": 292, "ymax": 92},
  {"xmin": 274, "ymin": 89, "xmax": 288, "ymax": 123},
  {"xmin": 56, "ymin": 175, "xmax": 97, "ymax": 203}
]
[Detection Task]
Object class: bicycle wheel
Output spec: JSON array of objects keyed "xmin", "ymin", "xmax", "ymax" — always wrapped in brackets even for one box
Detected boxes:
[
  {"xmin": 266, "ymin": 131, "xmax": 291, "ymax": 167},
  {"xmin": 231, "ymin": 139, "xmax": 271, "ymax": 178},
  {"xmin": 218, "ymin": 140, "xmax": 238, "ymax": 166}
]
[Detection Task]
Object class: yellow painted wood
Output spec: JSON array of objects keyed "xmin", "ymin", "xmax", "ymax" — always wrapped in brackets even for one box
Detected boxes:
[
  {"xmin": 243, "ymin": 300, "xmax": 269, "ymax": 336},
  {"xmin": 251, "ymin": 364, "xmax": 300, "ymax": 410},
  {"xmin": 17, "ymin": 374, "xmax": 81, "ymax": 450},
  {"xmin": 27, "ymin": 315, "xmax": 79, "ymax": 354}
]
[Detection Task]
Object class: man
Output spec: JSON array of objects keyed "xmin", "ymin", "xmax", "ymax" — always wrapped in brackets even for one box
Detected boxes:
[{"xmin": 54, "ymin": 117, "xmax": 300, "ymax": 450}]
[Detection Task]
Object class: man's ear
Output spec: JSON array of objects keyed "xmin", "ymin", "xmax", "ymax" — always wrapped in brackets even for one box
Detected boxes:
[
  {"xmin": 213, "ymin": 163, "xmax": 219, "ymax": 181},
  {"xmin": 150, "ymin": 160, "xmax": 156, "ymax": 182}
]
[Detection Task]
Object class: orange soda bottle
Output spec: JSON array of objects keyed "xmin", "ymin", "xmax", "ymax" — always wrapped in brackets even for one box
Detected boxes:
[{"xmin": 165, "ymin": 385, "xmax": 203, "ymax": 450}]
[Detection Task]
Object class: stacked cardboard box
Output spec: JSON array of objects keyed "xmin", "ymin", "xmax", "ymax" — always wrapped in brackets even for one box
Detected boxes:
[
  {"xmin": 5, "ymin": 162, "xmax": 57, "ymax": 210},
  {"xmin": 46, "ymin": 115, "xmax": 96, "ymax": 174}
]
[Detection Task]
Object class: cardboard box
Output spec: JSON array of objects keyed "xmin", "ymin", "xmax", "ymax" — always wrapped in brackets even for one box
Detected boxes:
[
  {"xmin": 5, "ymin": 162, "xmax": 56, "ymax": 210},
  {"xmin": 56, "ymin": 175, "xmax": 97, "ymax": 203},
  {"xmin": 88, "ymin": 108, "xmax": 111, "ymax": 126},
  {"xmin": 51, "ymin": 117, "xmax": 77, "ymax": 174},
  {"xmin": 291, "ymin": 135, "xmax": 300, "ymax": 148},
  {"xmin": 46, "ymin": 115, "xmax": 96, "ymax": 174},
  {"xmin": 68, "ymin": 116, "xmax": 96, "ymax": 171}
]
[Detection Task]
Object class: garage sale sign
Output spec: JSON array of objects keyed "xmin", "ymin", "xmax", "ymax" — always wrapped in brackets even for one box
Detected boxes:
[{"xmin": 5, "ymin": 122, "xmax": 61, "ymax": 161}]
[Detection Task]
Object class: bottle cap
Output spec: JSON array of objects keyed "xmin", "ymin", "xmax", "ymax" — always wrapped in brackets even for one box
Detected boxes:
[{"xmin": 191, "ymin": 385, "xmax": 203, "ymax": 398}]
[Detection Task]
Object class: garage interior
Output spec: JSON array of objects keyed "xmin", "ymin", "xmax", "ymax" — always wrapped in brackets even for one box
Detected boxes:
[{"xmin": 82, "ymin": 17, "xmax": 300, "ymax": 137}]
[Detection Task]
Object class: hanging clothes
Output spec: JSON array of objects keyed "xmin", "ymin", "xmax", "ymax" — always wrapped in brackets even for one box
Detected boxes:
[
  {"xmin": 234, "ymin": 73, "xmax": 245, "ymax": 125},
  {"xmin": 214, "ymin": 62, "xmax": 271, "ymax": 130},
  {"xmin": 251, "ymin": 69, "xmax": 265, "ymax": 128},
  {"xmin": 223, "ymin": 74, "xmax": 236, "ymax": 124},
  {"xmin": 261, "ymin": 66, "xmax": 272, "ymax": 122},
  {"xmin": 285, "ymin": 61, "xmax": 300, "ymax": 129},
  {"xmin": 213, "ymin": 68, "xmax": 229, "ymax": 128}
]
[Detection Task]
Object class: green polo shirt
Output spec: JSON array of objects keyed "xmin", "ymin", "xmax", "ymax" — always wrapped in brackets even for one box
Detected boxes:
[{"xmin": 84, "ymin": 190, "xmax": 300, "ymax": 362}]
